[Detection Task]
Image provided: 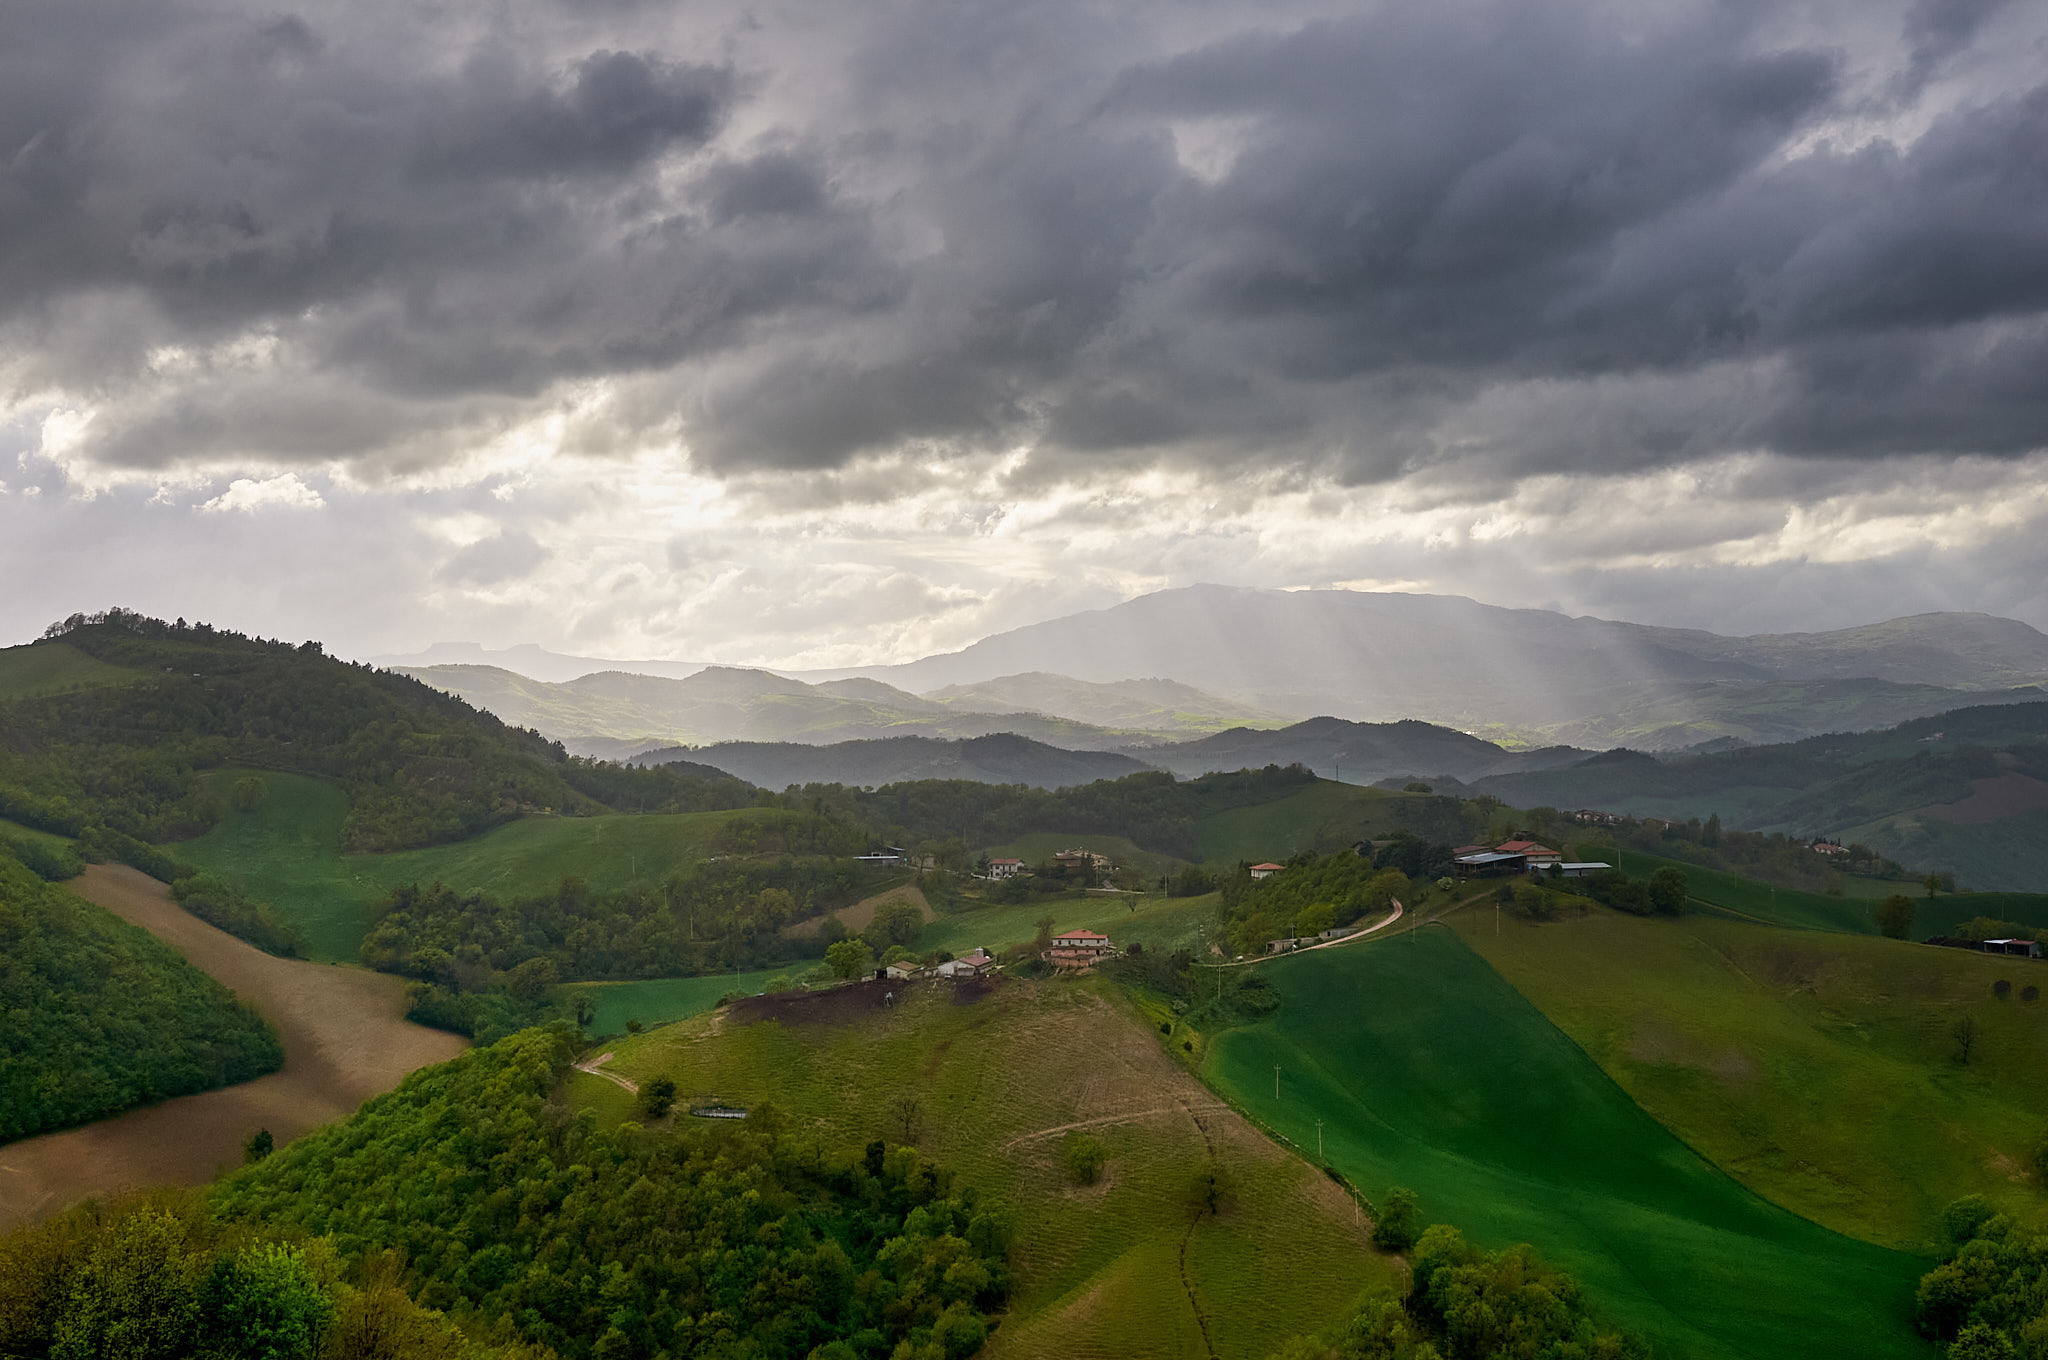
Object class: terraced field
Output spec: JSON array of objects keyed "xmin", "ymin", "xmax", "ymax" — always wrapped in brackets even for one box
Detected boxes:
[
  {"xmin": 592, "ymin": 975, "xmax": 1402, "ymax": 1360},
  {"xmin": 1204, "ymin": 929, "xmax": 1933, "ymax": 1360},
  {"xmin": 1456, "ymin": 906, "xmax": 2048, "ymax": 1248}
]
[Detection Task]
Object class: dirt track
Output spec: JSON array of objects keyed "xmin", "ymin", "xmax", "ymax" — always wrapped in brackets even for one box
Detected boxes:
[{"xmin": 0, "ymin": 865, "xmax": 464, "ymax": 1229}]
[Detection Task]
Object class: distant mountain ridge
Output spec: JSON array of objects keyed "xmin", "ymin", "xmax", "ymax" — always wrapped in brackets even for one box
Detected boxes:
[
  {"xmin": 798, "ymin": 586, "xmax": 2048, "ymax": 749},
  {"xmin": 382, "ymin": 586, "xmax": 2048, "ymax": 752},
  {"xmin": 637, "ymin": 733, "xmax": 1155, "ymax": 790}
]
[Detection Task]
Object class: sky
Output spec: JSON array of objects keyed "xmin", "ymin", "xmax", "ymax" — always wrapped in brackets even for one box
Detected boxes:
[{"xmin": 4, "ymin": 0, "xmax": 2047, "ymax": 667}]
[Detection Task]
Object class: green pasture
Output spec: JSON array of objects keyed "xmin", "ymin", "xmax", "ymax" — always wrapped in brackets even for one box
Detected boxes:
[
  {"xmin": 178, "ymin": 771, "xmax": 787, "ymax": 962},
  {"xmin": 0, "ymin": 817, "xmax": 73, "ymax": 851},
  {"xmin": 1195, "ymin": 782, "xmax": 1412, "ymax": 864},
  {"xmin": 1204, "ymin": 930, "xmax": 1933, "ymax": 1360},
  {"xmin": 1459, "ymin": 906, "xmax": 2048, "ymax": 1249},
  {"xmin": 566, "ymin": 968, "xmax": 811, "ymax": 1037},
  {"xmin": 0, "ymin": 641, "xmax": 140, "ymax": 699},
  {"xmin": 1612, "ymin": 847, "xmax": 2048, "ymax": 939},
  {"xmin": 592, "ymin": 976, "xmax": 1401, "ymax": 1360},
  {"xmin": 979, "ymin": 831, "xmax": 1186, "ymax": 880}
]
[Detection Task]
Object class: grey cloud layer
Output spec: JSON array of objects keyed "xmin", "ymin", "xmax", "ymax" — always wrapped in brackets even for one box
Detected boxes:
[{"xmin": 3, "ymin": 0, "xmax": 2045, "ymax": 483}]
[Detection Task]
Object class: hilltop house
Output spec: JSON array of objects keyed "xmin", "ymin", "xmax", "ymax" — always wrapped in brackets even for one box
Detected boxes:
[
  {"xmin": 987, "ymin": 858, "xmax": 1023, "ymax": 880},
  {"xmin": 1497, "ymin": 840, "xmax": 1563, "ymax": 866},
  {"xmin": 1250, "ymin": 862, "xmax": 1285, "ymax": 881},
  {"xmin": 884, "ymin": 958, "xmax": 925, "ymax": 981},
  {"xmin": 1050, "ymin": 929, "xmax": 1113, "ymax": 954},
  {"xmin": 935, "ymin": 948, "xmax": 995, "ymax": 978}
]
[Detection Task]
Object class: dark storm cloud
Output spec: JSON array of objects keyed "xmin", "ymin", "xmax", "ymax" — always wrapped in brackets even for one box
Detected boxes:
[{"xmin": 3, "ymin": 0, "xmax": 2045, "ymax": 482}]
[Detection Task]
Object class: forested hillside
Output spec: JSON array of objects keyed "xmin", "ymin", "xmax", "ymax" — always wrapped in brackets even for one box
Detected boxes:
[
  {"xmin": 0, "ymin": 852, "xmax": 282, "ymax": 1143},
  {"xmin": 215, "ymin": 1027, "xmax": 1010, "ymax": 1360},
  {"xmin": 0, "ymin": 610, "xmax": 760, "ymax": 859}
]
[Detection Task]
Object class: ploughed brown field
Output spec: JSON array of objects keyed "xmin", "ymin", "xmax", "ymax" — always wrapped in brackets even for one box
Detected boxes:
[{"xmin": 0, "ymin": 865, "xmax": 464, "ymax": 1229}]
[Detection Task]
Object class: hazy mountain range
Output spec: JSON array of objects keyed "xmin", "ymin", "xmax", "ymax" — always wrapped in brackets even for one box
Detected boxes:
[{"xmin": 383, "ymin": 586, "xmax": 2048, "ymax": 755}]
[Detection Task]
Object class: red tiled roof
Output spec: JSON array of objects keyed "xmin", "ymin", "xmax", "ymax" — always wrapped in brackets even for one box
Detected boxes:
[
  {"xmin": 1250, "ymin": 862, "xmax": 1285, "ymax": 871},
  {"xmin": 1496, "ymin": 841, "xmax": 1560, "ymax": 855},
  {"xmin": 1054, "ymin": 930, "xmax": 1110, "ymax": 941},
  {"xmin": 989, "ymin": 858, "xmax": 1022, "ymax": 865}
]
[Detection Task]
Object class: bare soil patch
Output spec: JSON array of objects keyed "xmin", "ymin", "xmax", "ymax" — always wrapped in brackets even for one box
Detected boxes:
[
  {"xmin": 783, "ymin": 882, "xmax": 934, "ymax": 938},
  {"xmin": 1921, "ymin": 773, "xmax": 2048, "ymax": 825},
  {"xmin": 0, "ymin": 865, "xmax": 464, "ymax": 1229}
]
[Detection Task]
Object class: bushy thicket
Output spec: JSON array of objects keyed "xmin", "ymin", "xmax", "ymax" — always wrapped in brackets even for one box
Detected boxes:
[
  {"xmin": 172, "ymin": 872, "xmax": 304, "ymax": 957},
  {"xmin": 1278, "ymin": 1221, "xmax": 1644, "ymax": 1360},
  {"xmin": 0, "ymin": 852, "xmax": 282, "ymax": 1143},
  {"xmin": 214, "ymin": 1028, "xmax": 1011, "ymax": 1360},
  {"xmin": 1219, "ymin": 852, "xmax": 1412, "ymax": 957},
  {"xmin": 1915, "ymin": 1197, "xmax": 2048, "ymax": 1357},
  {"xmin": 0, "ymin": 1190, "xmax": 546, "ymax": 1360},
  {"xmin": 0, "ymin": 830, "xmax": 82, "ymax": 882},
  {"xmin": 361, "ymin": 856, "xmax": 875, "ymax": 987},
  {"xmin": 835, "ymin": 765, "xmax": 1320, "ymax": 862}
]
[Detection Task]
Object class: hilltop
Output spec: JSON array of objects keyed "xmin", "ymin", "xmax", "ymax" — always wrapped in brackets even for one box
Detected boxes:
[{"xmin": 644, "ymin": 732, "xmax": 1157, "ymax": 791}]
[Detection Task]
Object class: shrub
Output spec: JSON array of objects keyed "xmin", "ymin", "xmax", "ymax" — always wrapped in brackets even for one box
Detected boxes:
[
  {"xmin": 1994, "ymin": 979, "xmax": 2012, "ymax": 999},
  {"xmin": 1063, "ymin": 1132, "xmax": 1106, "ymax": 1185},
  {"xmin": 639, "ymin": 1075, "xmax": 678, "ymax": 1119},
  {"xmin": 1371, "ymin": 1187, "xmax": 1422, "ymax": 1252}
]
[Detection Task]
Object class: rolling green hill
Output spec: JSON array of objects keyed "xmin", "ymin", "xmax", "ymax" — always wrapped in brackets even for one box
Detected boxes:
[
  {"xmin": 1455, "ymin": 906, "xmax": 2048, "ymax": 1250},
  {"xmin": 1203, "ymin": 931, "xmax": 1931, "ymax": 1360},
  {"xmin": 595, "ymin": 975, "xmax": 1404, "ymax": 1360},
  {"xmin": 1194, "ymin": 782, "xmax": 1479, "ymax": 864}
]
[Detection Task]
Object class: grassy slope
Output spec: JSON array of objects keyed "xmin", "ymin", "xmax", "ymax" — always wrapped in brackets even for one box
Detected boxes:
[
  {"xmin": 567, "ymin": 967, "xmax": 812, "ymax": 1036},
  {"xmin": 1456, "ymin": 907, "xmax": 2048, "ymax": 1249},
  {"xmin": 0, "ymin": 641, "xmax": 140, "ymax": 699},
  {"xmin": 1614, "ymin": 847, "xmax": 2048, "ymax": 939},
  {"xmin": 0, "ymin": 817, "xmax": 73, "ymax": 851},
  {"xmin": 592, "ymin": 977, "xmax": 1403, "ymax": 1360},
  {"xmin": 1196, "ymin": 783, "xmax": 1410, "ymax": 864},
  {"xmin": 1203, "ymin": 930, "xmax": 1931, "ymax": 1360},
  {"xmin": 178, "ymin": 770, "xmax": 776, "ymax": 962}
]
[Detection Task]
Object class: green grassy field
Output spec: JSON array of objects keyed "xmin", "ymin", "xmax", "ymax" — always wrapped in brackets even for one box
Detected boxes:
[
  {"xmin": 1457, "ymin": 906, "xmax": 2048, "ymax": 1249},
  {"xmin": 1613, "ymin": 848, "xmax": 2048, "ymax": 939},
  {"xmin": 979, "ymin": 832, "xmax": 1186, "ymax": 880},
  {"xmin": 1195, "ymin": 783, "xmax": 1417, "ymax": 864},
  {"xmin": 592, "ymin": 976, "xmax": 1403, "ymax": 1360},
  {"xmin": 0, "ymin": 641, "xmax": 140, "ymax": 699},
  {"xmin": 566, "ymin": 967, "xmax": 811, "ymax": 1036},
  {"xmin": 177, "ymin": 770, "xmax": 793, "ymax": 962},
  {"xmin": 0, "ymin": 817, "xmax": 74, "ymax": 850},
  {"xmin": 1203, "ymin": 929, "xmax": 1933, "ymax": 1360}
]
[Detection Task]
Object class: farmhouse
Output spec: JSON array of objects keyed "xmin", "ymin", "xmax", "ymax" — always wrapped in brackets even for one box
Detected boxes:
[
  {"xmin": 935, "ymin": 948, "xmax": 995, "ymax": 978},
  {"xmin": 884, "ymin": 958, "xmax": 925, "ymax": 981},
  {"xmin": 1455, "ymin": 851, "xmax": 1527, "ymax": 878},
  {"xmin": 1053, "ymin": 848, "xmax": 1112, "ymax": 870},
  {"xmin": 1250, "ymin": 862, "xmax": 1285, "ymax": 880},
  {"xmin": 1810, "ymin": 840, "xmax": 1848, "ymax": 857},
  {"xmin": 1050, "ymin": 929, "xmax": 1113, "ymax": 954},
  {"xmin": 1497, "ymin": 840, "xmax": 1563, "ymax": 866},
  {"xmin": 987, "ymin": 858, "xmax": 1024, "ymax": 880}
]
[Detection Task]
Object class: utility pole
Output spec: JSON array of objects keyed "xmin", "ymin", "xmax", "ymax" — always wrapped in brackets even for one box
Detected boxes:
[
  {"xmin": 1316, "ymin": 1118, "xmax": 1324, "ymax": 1159},
  {"xmin": 1273, "ymin": 1064, "xmax": 1281, "ymax": 1099}
]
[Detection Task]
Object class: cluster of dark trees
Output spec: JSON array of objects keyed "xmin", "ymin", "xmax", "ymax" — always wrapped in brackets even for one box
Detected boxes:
[
  {"xmin": 1219, "ymin": 853, "xmax": 1413, "ymax": 957},
  {"xmin": 1277, "ymin": 1217, "xmax": 1643, "ymax": 1359},
  {"xmin": 821, "ymin": 765, "xmax": 1322, "ymax": 863},
  {"xmin": 0, "ymin": 1190, "xmax": 545, "ymax": 1360},
  {"xmin": 214, "ymin": 1027, "xmax": 1011, "ymax": 1360},
  {"xmin": 0, "ymin": 851, "xmax": 282, "ymax": 1144},
  {"xmin": 1540, "ymin": 863, "xmax": 1689, "ymax": 918},
  {"xmin": 1916, "ymin": 1197, "xmax": 2048, "ymax": 1357}
]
